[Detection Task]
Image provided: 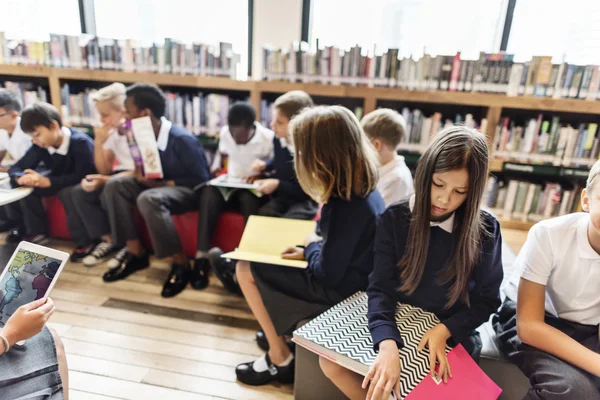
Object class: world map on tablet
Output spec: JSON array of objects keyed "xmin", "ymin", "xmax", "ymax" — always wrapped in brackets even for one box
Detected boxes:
[{"xmin": 0, "ymin": 250, "xmax": 61, "ymax": 326}]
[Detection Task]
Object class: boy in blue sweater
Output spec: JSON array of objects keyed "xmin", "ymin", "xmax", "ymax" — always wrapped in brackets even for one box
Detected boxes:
[
  {"xmin": 101, "ymin": 83, "xmax": 211, "ymax": 299},
  {"xmin": 7, "ymin": 102, "xmax": 95, "ymax": 245}
]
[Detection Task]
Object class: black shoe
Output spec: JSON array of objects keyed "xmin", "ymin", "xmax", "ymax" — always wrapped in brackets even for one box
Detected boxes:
[
  {"xmin": 70, "ymin": 243, "xmax": 96, "ymax": 263},
  {"xmin": 102, "ymin": 252, "xmax": 149, "ymax": 282},
  {"xmin": 161, "ymin": 263, "xmax": 191, "ymax": 298},
  {"xmin": 6, "ymin": 229, "xmax": 22, "ymax": 243},
  {"xmin": 236, "ymin": 353, "xmax": 295, "ymax": 386},
  {"xmin": 0, "ymin": 220, "xmax": 15, "ymax": 233},
  {"xmin": 190, "ymin": 258, "xmax": 210, "ymax": 290},
  {"xmin": 256, "ymin": 330, "xmax": 269, "ymax": 351},
  {"xmin": 209, "ymin": 248, "xmax": 241, "ymax": 294}
]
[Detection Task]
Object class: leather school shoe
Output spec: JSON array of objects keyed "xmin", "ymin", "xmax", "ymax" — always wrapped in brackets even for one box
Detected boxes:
[
  {"xmin": 162, "ymin": 263, "xmax": 191, "ymax": 298},
  {"xmin": 236, "ymin": 353, "xmax": 295, "ymax": 386},
  {"xmin": 190, "ymin": 258, "xmax": 210, "ymax": 290},
  {"xmin": 6, "ymin": 229, "xmax": 22, "ymax": 243},
  {"xmin": 103, "ymin": 252, "xmax": 149, "ymax": 282},
  {"xmin": 209, "ymin": 248, "xmax": 241, "ymax": 294},
  {"xmin": 255, "ymin": 330, "xmax": 296, "ymax": 353}
]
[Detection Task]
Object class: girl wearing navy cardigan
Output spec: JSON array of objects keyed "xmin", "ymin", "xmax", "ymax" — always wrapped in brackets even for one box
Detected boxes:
[
  {"xmin": 235, "ymin": 106, "xmax": 385, "ymax": 386},
  {"xmin": 321, "ymin": 127, "xmax": 504, "ymax": 400}
]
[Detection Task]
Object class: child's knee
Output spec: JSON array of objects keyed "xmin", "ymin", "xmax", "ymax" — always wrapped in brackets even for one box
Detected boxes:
[{"xmin": 319, "ymin": 356, "xmax": 344, "ymax": 379}]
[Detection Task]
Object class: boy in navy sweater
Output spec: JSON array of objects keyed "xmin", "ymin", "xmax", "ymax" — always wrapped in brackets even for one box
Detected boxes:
[
  {"xmin": 101, "ymin": 83, "xmax": 210, "ymax": 299},
  {"xmin": 7, "ymin": 102, "xmax": 95, "ymax": 245}
]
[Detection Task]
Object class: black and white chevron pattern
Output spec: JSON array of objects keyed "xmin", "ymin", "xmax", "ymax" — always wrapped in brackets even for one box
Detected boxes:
[{"xmin": 294, "ymin": 291, "xmax": 451, "ymax": 398}]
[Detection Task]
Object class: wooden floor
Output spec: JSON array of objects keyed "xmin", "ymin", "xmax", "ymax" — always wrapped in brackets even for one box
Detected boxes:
[{"xmin": 14, "ymin": 227, "xmax": 528, "ymax": 399}]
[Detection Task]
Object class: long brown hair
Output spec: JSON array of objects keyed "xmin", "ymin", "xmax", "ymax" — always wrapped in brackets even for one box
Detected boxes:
[
  {"xmin": 398, "ymin": 126, "xmax": 489, "ymax": 308},
  {"xmin": 290, "ymin": 105, "xmax": 379, "ymax": 203}
]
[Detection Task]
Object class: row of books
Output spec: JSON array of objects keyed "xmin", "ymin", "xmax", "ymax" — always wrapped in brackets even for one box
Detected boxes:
[
  {"xmin": 0, "ymin": 33, "xmax": 240, "ymax": 79},
  {"xmin": 396, "ymin": 108, "xmax": 486, "ymax": 152},
  {"xmin": 493, "ymin": 115, "xmax": 600, "ymax": 167},
  {"xmin": 262, "ymin": 43, "xmax": 600, "ymax": 100},
  {"xmin": 486, "ymin": 177, "xmax": 583, "ymax": 221},
  {"xmin": 1, "ymin": 81, "xmax": 47, "ymax": 108},
  {"xmin": 61, "ymin": 83, "xmax": 241, "ymax": 136}
]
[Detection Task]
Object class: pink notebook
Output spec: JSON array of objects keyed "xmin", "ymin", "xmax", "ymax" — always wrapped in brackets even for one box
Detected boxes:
[{"xmin": 406, "ymin": 344, "xmax": 502, "ymax": 399}]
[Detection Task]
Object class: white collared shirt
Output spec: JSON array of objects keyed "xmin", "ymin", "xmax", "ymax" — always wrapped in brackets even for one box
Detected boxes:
[
  {"xmin": 0, "ymin": 117, "xmax": 32, "ymax": 161},
  {"xmin": 103, "ymin": 128, "xmax": 135, "ymax": 171},
  {"xmin": 156, "ymin": 117, "xmax": 172, "ymax": 152},
  {"xmin": 408, "ymin": 194, "xmax": 455, "ymax": 233},
  {"xmin": 48, "ymin": 127, "xmax": 71, "ymax": 155},
  {"xmin": 218, "ymin": 122, "xmax": 274, "ymax": 178},
  {"xmin": 377, "ymin": 154, "xmax": 414, "ymax": 206},
  {"xmin": 503, "ymin": 213, "xmax": 600, "ymax": 325}
]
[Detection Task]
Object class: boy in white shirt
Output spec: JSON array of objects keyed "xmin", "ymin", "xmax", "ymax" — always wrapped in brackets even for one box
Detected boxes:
[
  {"xmin": 495, "ymin": 160, "xmax": 600, "ymax": 399},
  {"xmin": 0, "ymin": 89, "xmax": 32, "ymax": 233},
  {"xmin": 361, "ymin": 108, "xmax": 413, "ymax": 206},
  {"xmin": 194, "ymin": 103, "xmax": 274, "ymax": 289}
]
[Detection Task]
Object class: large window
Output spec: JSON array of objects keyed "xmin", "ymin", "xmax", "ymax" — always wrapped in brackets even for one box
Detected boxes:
[
  {"xmin": 507, "ymin": 0, "xmax": 600, "ymax": 64},
  {"xmin": 310, "ymin": 0, "xmax": 507, "ymax": 59},
  {"xmin": 3, "ymin": 0, "xmax": 81, "ymax": 40},
  {"xmin": 94, "ymin": 0, "xmax": 249, "ymax": 77}
]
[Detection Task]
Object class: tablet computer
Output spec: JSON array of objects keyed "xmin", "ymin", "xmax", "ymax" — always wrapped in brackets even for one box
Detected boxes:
[{"xmin": 0, "ymin": 241, "xmax": 68, "ymax": 328}]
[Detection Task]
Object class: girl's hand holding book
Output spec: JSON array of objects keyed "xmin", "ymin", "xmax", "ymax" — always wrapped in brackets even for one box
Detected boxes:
[
  {"xmin": 417, "ymin": 323, "xmax": 453, "ymax": 384},
  {"xmin": 363, "ymin": 339, "xmax": 401, "ymax": 400},
  {"xmin": 281, "ymin": 247, "xmax": 305, "ymax": 260}
]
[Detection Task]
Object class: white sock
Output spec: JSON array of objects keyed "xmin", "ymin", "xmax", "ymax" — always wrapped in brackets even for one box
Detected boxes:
[
  {"xmin": 276, "ymin": 353, "xmax": 294, "ymax": 367},
  {"xmin": 196, "ymin": 251, "xmax": 208, "ymax": 259},
  {"xmin": 252, "ymin": 352, "xmax": 294, "ymax": 372}
]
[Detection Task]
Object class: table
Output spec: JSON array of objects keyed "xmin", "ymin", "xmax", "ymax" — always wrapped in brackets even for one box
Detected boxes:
[{"xmin": 0, "ymin": 187, "xmax": 33, "ymax": 207}]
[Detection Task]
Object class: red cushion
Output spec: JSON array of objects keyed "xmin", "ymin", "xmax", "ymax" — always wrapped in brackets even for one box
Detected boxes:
[{"xmin": 43, "ymin": 196, "xmax": 71, "ymax": 240}]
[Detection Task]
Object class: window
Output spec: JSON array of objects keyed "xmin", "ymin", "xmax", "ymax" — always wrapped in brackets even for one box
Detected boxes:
[
  {"xmin": 3, "ymin": 0, "xmax": 81, "ymax": 40},
  {"xmin": 94, "ymin": 0, "xmax": 249, "ymax": 78},
  {"xmin": 310, "ymin": 0, "xmax": 507, "ymax": 59},
  {"xmin": 507, "ymin": 0, "xmax": 600, "ymax": 64}
]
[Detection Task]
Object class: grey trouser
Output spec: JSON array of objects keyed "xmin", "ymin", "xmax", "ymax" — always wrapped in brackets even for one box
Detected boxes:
[
  {"xmin": 495, "ymin": 299, "xmax": 600, "ymax": 399},
  {"xmin": 102, "ymin": 176, "xmax": 196, "ymax": 258},
  {"xmin": 60, "ymin": 184, "xmax": 111, "ymax": 247}
]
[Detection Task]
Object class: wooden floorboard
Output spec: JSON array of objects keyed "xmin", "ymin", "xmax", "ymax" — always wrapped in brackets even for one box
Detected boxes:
[{"xmin": 10, "ymin": 228, "xmax": 526, "ymax": 399}]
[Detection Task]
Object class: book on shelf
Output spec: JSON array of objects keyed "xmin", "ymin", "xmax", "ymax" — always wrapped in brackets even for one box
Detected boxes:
[
  {"xmin": 0, "ymin": 32, "xmax": 240, "ymax": 79},
  {"xmin": 492, "ymin": 114, "xmax": 600, "ymax": 168},
  {"xmin": 1, "ymin": 80, "xmax": 47, "ymax": 107},
  {"xmin": 485, "ymin": 176, "xmax": 583, "ymax": 223},
  {"xmin": 262, "ymin": 42, "xmax": 600, "ymax": 101}
]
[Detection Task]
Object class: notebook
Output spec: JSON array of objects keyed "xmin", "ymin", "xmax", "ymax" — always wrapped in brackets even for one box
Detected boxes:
[
  {"xmin": 222, "ymin": 216, "xmax": 317, "ymax": 268},
  {"xmin": 293, "ymin": 292, "xmax": 502, "ymax": 399}
]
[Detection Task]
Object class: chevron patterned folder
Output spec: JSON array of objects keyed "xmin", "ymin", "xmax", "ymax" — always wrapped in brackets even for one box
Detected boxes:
[{"xmin": 293, "ymin": 292, "xmax": 502, "ymax": 399}]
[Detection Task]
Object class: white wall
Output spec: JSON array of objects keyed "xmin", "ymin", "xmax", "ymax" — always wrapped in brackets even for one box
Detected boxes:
[{"xmin": 252, "ymin": 0, "xmax": 303, "ymax": 79}]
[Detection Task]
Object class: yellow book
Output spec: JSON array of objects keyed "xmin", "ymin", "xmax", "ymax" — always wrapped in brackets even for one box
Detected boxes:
[{"xmin": 223, "ymin": 216, "xmax": 317, "ymax": 268}]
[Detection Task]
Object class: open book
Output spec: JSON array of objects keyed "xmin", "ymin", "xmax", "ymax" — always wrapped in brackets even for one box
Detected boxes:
[
  {"xmin": 209, "ymin": 174, "xmax": 262, "ymax": 201},
  {"xmin": 222, "ymin": 216, "xmax": 316, "ymax": 268},
  {"xmin": 293, "ymin": 292, "xmax": 502, "ymax": 399}
]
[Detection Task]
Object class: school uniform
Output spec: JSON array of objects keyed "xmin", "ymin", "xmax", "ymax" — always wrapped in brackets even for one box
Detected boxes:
[
  {"xmin": 256, "ymin": 137, "xmax": 318, "ymax": 219},
  {"xmin": 495, "ymin": 213, "xmax": 600, "ymax": 398},
  {"xmin": 376, "ymin": 154, "xmax": 414, "ymax": 206},
  {"xmin": 67, "ymin": 130, "xmax": 135, "ymax": 247},
  {"xmin": 196, "ymin": 122, "xmax": 274, "ymax": 253},
  {"xmin": 368, "ymin": 199, "xmax": 503, "ymax": 359},
  {"xmin": 102, "ymin": 119, "xmax": 210, "ymax": 258},
  {"xmin": 7, "ymin": 127, "xmax": 95, "ymax": 240},
  {"xmin": 252, "ymin": 190, "xmax": 385, "ymax": 335}
]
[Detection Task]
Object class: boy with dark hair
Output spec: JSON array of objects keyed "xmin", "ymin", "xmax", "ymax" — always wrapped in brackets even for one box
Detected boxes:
[
  {"xmin": 195, "ymin": 102, "xmax": 274, "ymax": 291},
  {"xmin": 101, "ymin": 82, "xmax": 211, "ymax": 299},
  {"xmin": 0, "ymin": 89, "xmax": 32, "ymax": 234},
  {"xmin": 7, "ymin": 102, "xmax": 95, "ymax": 244}
]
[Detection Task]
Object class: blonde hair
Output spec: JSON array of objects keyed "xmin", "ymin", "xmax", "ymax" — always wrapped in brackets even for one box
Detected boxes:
[
  {"xmin": 91, "ymin": 82, "xmax": 126, "ymax": 110},
  {"xmin": 274, "ymin": 90, "xmax": 314, "ymax": 120},
  {"xmin": 587, "ymin": 160, "xmax": 600, "ymax": 191},
  {"xmin": 361, "ymin": 108, "xmax": 406, "ymax": 148},
  {"xmin": 290, "ymin": 105, "xmax": 379, "ymax": 203}
]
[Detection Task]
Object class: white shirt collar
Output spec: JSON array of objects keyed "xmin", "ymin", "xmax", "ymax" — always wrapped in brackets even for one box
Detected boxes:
[
  {"xmin": 48, "ymin": 127, "xmax": 71, "ymax": 156},
  {"xmin": 409, "ymin": 194, "xmax": 455, "ymax": 233},
  {"xmin": 156, "ymin": 117, "xmax": 172, "ymax": 151}
]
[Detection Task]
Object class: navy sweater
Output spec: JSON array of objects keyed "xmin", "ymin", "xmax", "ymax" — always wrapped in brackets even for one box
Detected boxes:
[
  {"xmin": 9, "ymin": 128, "xmax": 95, "ymax": 192},
  {"xmin": 304, "ymin": 190, "xmax": 385, "ymax": 297},
  {"xmin": 368, "ymin": 202, "xmax": 503, "ymax": 349},
  {"xmin": 265, "ymin": 138, "xmax": 312, "ymax": 203},
  {"xmin": 160, "ymin": 124, "xmax": 210, "ymax": 187}
]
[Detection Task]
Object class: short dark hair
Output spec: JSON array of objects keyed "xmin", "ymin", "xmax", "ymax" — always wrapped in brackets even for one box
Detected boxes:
[
  {"xmin": 0, "ymin": 89, "xmax": 22, "ymax": 113},
  {"xmin": 227, "ymin": 102, "xmax": 256, "ymax": 127},
  {"xmin": 20, "ymin": 102, "xmax": 62, "ymax": 133},
  {"xmin": 274, "ymin": 90, "xmax": 313, "ymax": 120},
  {"xmin": 126, "ymin": 82, "xmax": 166, "ymax": 118}
]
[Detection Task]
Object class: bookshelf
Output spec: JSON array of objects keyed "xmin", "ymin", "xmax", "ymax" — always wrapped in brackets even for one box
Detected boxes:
[{"xmin": 2, "ymin": 64, "xmax": 598, "ymax": 230}]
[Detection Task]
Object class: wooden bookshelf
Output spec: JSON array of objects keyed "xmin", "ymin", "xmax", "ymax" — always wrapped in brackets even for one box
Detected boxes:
[{"xmin": 497, "ymin": 217, "xmax": 536, "ymax": 231}]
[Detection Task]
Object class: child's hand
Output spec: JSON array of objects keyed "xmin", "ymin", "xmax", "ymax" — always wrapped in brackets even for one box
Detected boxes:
[
  {"xmin": 363, "ymin": 339, "xmax": 401, "ymax": 400},
  {"xmin": 255, "ymin": 179, "xmax": 279, "ymax": 195},
  {"xmin": 304, "ymin": 232, "xmax": 322, "ymax": 247},
  {"xmin": 81, "ymin": 174, "xmax": 108, "ymax": 192},
  {"xmin": 18, "ymin": 170, "xmax": 50, "ymax": 188},
  {"xmin": 251, "ymin": 159, "xmax": 267, "ymax": 174},
  {"xmin": 281, "ymin": 247, "xmax": 305, "ymax": 260},
  {"xmin": 93, "ymin": 125, "xmax": 112, "ymax": 144},
  {"xmin": 417, "ymin": 323, "xmax": 453, "ymax": 384},
  {"xmin": 1, "ymin": 298, "xmax": 55, "ymax": 347}
]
